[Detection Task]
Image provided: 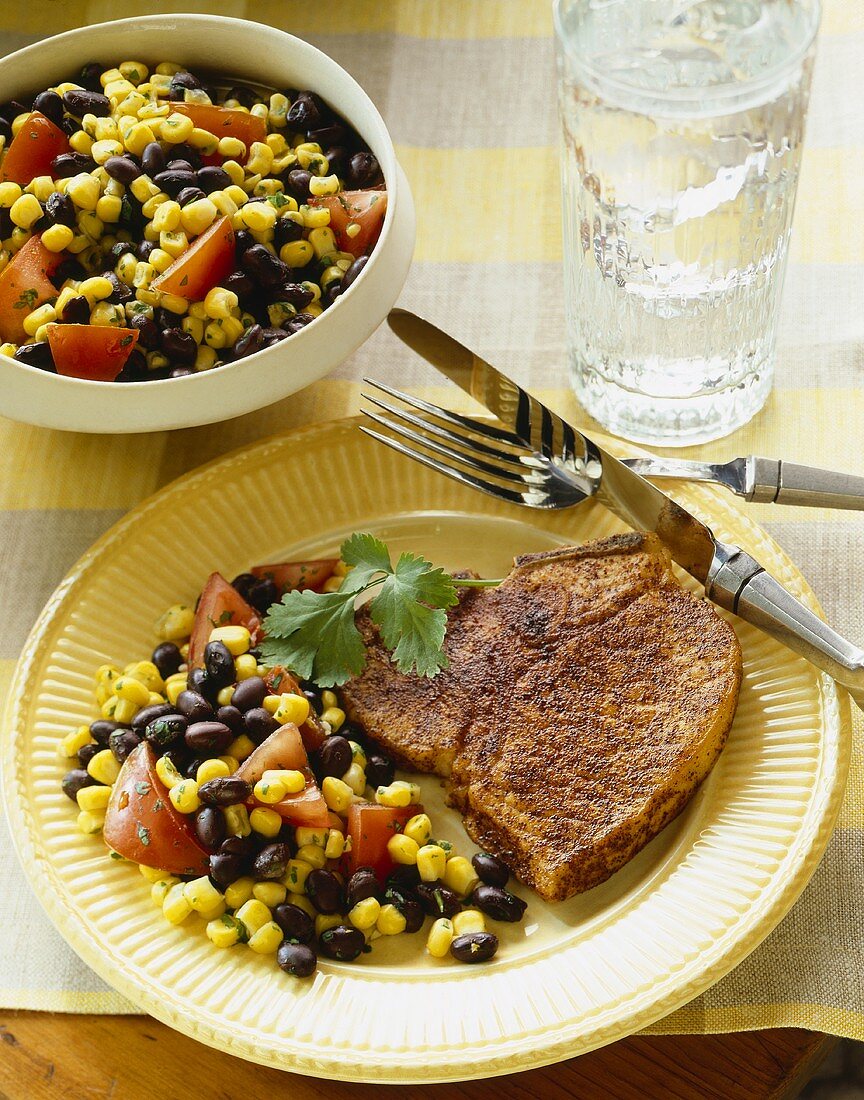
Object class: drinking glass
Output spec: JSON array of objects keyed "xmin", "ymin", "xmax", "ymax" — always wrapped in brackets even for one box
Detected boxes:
[{"xmin": 554, "ymin": 0, "xmax": 820, "ymax": 446}]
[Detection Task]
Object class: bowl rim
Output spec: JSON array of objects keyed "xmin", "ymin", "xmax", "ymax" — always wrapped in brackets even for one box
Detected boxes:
[{"xmin": 0, "ymin": 14, "xmax": 401, "ymax": 390}]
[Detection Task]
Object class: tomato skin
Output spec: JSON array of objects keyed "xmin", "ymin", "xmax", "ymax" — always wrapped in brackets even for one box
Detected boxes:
[
  {"xmin": 103, "ymin": 742, "xmax": 210, "ymax": 875},
  {"xmin": 267, "ymin": 782, "xmax": 330, "ymax": 828},
  {"xmin": 237, "ymin": 722, "xmax": 308, "ymax": 785},
  {"xmin": 151, "ymin": 215, "xmax": 234, "ymax": 301},
  {"xmin": 170, "ymin": 103, "xmax": 267, "ymax": 150},
  {"xmin": 188, "ymin": 571, "xmax": 260, "ymax": 668},
  {"xmin": 0, "ymin": 234, "xmax": 62, "ymax": 343},
  {"xmin": 251, "ymin": 558, "xmax": 339, "ymax": 594},
  {"xmin": 347, "ymin": 802, "xmax": 422, "ymax": 881},
  {"xmin": 309, "ymin": 189, "xmax": 387, "ymax": 257},
  {"xmin": 262, "ymin": 666, "xmax": 326, "ymax": 752},
  {"xmin": 47, "ymin": 325, "xmax": 139, "ymax": 381},
  {"xmin": 0, "ymin": 111, "xmax": 69, "ymax": 185}
]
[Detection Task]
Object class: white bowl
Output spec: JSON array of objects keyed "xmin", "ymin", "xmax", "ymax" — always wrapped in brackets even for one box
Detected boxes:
[{"xmin": 0, "ymin": 16, "xmax": 415, "ymax": 433}]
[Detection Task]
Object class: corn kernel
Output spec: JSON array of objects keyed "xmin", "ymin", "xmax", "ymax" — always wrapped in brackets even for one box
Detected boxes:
[
  {"xmin": 377, "ymin": 903, "xmax": 407, "ymax": 936},
  {"xmin": 443, "ymin": 856, "xmax": 480, "ymax": 897},
  {"xmin": 178, "ymin": 197, "xmax": 217, "ymax": 237},
  {"xmin": 148, "ymin": 877, "xmax": 176, "ymax": 906},
  {"xmin": 164, "ymin": 673, "xmax": 187, "ymax": 706},
  {"xmin": 208, "ymin": 624, "xmax": 251, "ymax": 655},
  {"xmin": 253, "ymin": 776, "xmax": 287, "ymax": 804},
  {"xmin": 119, "ymin": 60, "xmax": 149, "ymax": 84},
  {"xmin": 250, "ymin": 806, "xmax": 283, "ymax": 838},
  {"xmin": 235, "ymin": 899, "xmax": 271, "ymax": 937},
  {"xmin": 224, "ymin": 802, "xmax": 251, "ymax": 836},
  {"xmin": 203, "ymin": 286, "xmax": 238, "ymax": 319},
  {"xmin": 321, "ymin": 707, "xmax": 346, "ymax": 734},
  {"xmin": 308, "ymin": 174, "xmax": 340, "ymax": 198},
  {"xmin": 417, "ymin": 844, "xmax": 448, "ymax": 883},
  {"xmin": 123, "ymin": 121, "xmax": 156, "ymax": 157},
  {"xmin": 453, "ymin": 909, "xmax": 486, "ymax": 936},
  {"xmin": 295, "ymin": 142, "xmax": 323, "ymax": 169},
  {"xmin": 226, "ymin": 734, "xmax": 256, "ymax": 762},
  {"xmin": 22, "ymin": 303, "xmax": 56, "ymax": 336},
  {"xmin": 87, "ymin": 749, "xmax": 120, "ymax": 786},
  {"xmin": 183, "ymin": 876, "xmax": 224, "ymax": 913},
  {"xmin": 322, "ymin": 776, "xmax": 353, "ymax": 814},
  {"xmin": 10, "ymin": 193, "xmax": 42, "ymax": 229},
  {"xmin": 282, "ymin": 859, "xmax": 313, "ymax": 894},
  {"xmin": 59, "ymin": 725, "xmax": 92, "ymax": 758},
  {"xmin": 341, "ymin": 762, "xmax": 366, "ymax": 797},
  {"xmin": 169, "ymin": 779, "xmax": 201, "ymax": 814},
  {"xmin": 151, "ymin": 199, "xmax": 181, "ymax": 233},
  {"xmin": 162, "ymin": 881, "xmax": 192, "ymax": 924},
  {"xmin": 139, "ymin": 864, "xmax": 170, "ymax": 883},
  {"xmin": 206, "ymin": 914, "xmax": 245, "ymax": 948},
  {"xmin": 268, "ymin": 93, "xmax": 289, "ymax": 128},
  {"xmin": 295, "ymin": 827, "xmax": 328, "ymax": 848},
  {"xmin": 375, "ymin": 781, "xmax": 414, "ymax": 808},
  {"xmin": 253, "ymin": 881, "xmax": 287, "ymax": 908},
  {"xmin": 159, "ymin": 229, "xmax": 188, "ymax": 258},
  {"xmin": 308, "ymin": 226, "xmax": 338, "ymax": 260},
  {"xmin": 263, "ymin": 768, "xmax": 306, "ymax": 795},
  {"xmin": 194, "ymin": 344, "xmax": 219, "ymax": 372},
  {"xmin": 66, "ymin": 173, "xmax": 101, "ymax": 211},
  {"xmin": 126, "ymin": 660, "xmax": 164, "ymax": 693},
  {"xmin": 273, "ymin": 693, "xmax": 311, "ymax": 727},
  {"xmin": 324, "ymin": 829, "xmax": 345, "ymax": 860},
  {"xmin": 426, "ymin": 917, "xmax": 454, "ymax": 958},
  {"xmin": 247, "ymin": 920, "xmax": 283, "ymax": 954},
  {"xmin": 196, "ymin": 758, "xmax": 231, "ymax": 785},
  {"xmin": 297, "ymin": 204, "xmax": 331, "ymax": 230},
  {"xmin": 217, "ymin": 135, "xmax": 246, "ymax": 159},
  {"xmin": 157, "ymin": 604, "xmax": 194, "ymax": 640},
  {"xmin": 224, "ymin": 877, "xmax": 255, "ymax": 909},
  {"xmin": 216, "ymin": 685, "xmax": 235, "ymax": 708},
  {"xmin": 240, "ymin": 201, "xmax": 276, "ymax": 232},
  {"xmin": 130, "ymin": 174, "xmax": 161, "ymax": 203},
  {"xmin": 403, "ymin": 813, "xmax": 432, "ymax": 847},
  {"xmin": 0, "ymin": 181, "xmax": 22, "ymax": 207},
  {"xmin": 95, "ymin": 194, "xmax": 122, "ymax": 223},
  {"xmin": 387, "ymin": 834, "xmax": 419, "ymax": 866},
  {"xmin": 147, "ymin": 248, "xmax": 174, "ymax": 274},
  {"xmin": 77, "ymin": 809, "xmax": 105, "ymax": 834},
  {"xmin": 295, "ymin": 843, "xmax": 327, "ymax": 870},
  {"xmin": 347, "ymin": 897, "xmax": 381, "ymax": 931},
  {"xmin": 76, "ymin": 784, "xmax": 112, "ymax": 812},
  {"xmin": 69, "ymin": 130, "xmax": 94, "ymax": 155},
  {"xmin": 90, "ymin": 138, "xmax": 124, "ymax": 165}
]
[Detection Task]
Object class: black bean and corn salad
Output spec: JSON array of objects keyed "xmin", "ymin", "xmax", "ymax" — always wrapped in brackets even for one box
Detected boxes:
[
  {"xmin": 59, "ymin": 559, "xmax": 526, "ymax": 976},
  {"xmin": 0, "ymin": 60, "xmax": 385, "ymax": 381}
]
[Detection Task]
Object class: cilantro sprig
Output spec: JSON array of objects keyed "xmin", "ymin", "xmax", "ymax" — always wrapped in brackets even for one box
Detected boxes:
[{"xmin": 259, "ymin": 533, "xmax": 500, "ymax": 687}]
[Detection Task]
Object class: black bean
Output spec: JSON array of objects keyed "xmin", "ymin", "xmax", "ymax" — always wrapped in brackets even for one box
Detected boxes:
[
  {"xmin": 285, "ymin": 313, "xmax": 315, "ymax": 334},
  {"xmin": 14, "ymin": 342, "xmax": 55, "ymax": 371},
  {"xmin": 136, "ymin": 239, "xmax": 156, "ymax": 261},
  {"xmin": 169, "ymin": 70, "xmax": 203, "ymax": 94},
  {"xmin": 272, "ymin": 282, "xmax": 314, "ymax": 309},
  {"xmin": 61, "ymin": 768, "xmax": 96, "ymax": 802},
  {"xmin": 224, "ymin": 85, "xmax": 258, "ymax": 109},
  {"xmin": 204, "ymin": 641, "xmax": 235, "ymax": 688},
  {"xmin": 254, "ymin": 842, "xmax": 292, "ymax": 880},
  {"xmin": 32, "ymin": 90, "xmax": 63, "ymax": 125},
  {"xmin": 184, "ymin": 756, "xmax": 202, "ymax": 779},
  {"xmin": 471, "ymin": 884, "xmax": 526, "ymax": 923},
  {"xmin": 166, "ymin": 158, "xmax": 194, "ymax": 174},
  {"xmin": 101, "ymin": 156, "xmax": 140, "ymax": 187},
  {"xmin": 322, "ymin": 280, "xmax": 344, "ymax": 307},
  {"xmin": 126, "ymin": 312, "xmax": 160, "ymax": 350},
  {"xmin": 284, "ymin": 169, "xmax": 312, "ymax": 201},
  {"xmin": 216, "ymin": 705, "xmax": 243, "ymax": 734},
  {"xmin": 198, "ymin": 775, "xmax": 252, "ymax": 808},
  {"xmin": 55, "ymin": 257, "xmax": 85, "ymax": 284},
  {"xmin": 185, "ymin": 720, "xmax": 233, "ymax": 755},
  {"xmin": 60, "ymin": 116, "xmax": 79, "ymax": 137},
  {"xmin": 58, "ymin": 295, "xmax": 89, "ymax": 325},
  {"xmin": 365, "ymin": 752, "xmax": 395, "ymax": 789},
  {"xmin": 384, "ymin": 886, "xmax": 425, "ymax": 933},
  {"xmin": 77, "ymin": 742, "xmax": 101, "ymax": 769},
  {"xmin": 101, "ymin": 271, "xmax": 132, "ymax": 305},
  {"xmin": 306, "ymin": 869, "xmax": 343, "ymax": 914},
  {"xmin": 162, "ymin": 747, "xmax": 192, "ymax": 774},
  {"xmin": 187, "ymin": 666, "xmax": 219, "ymax": 702},
  {"xmin": 230, "ymin": 573, "xmax": 257, "ymax": 599},
  {"xmin": 242, "ymin": 244, "xmax": 290, "ymax": 289},
  {"xmin": 231, "ymin": 676, "xmax": 267, "ymax": 713},
  {"xmin": 175, "ymin": 690, "xmax": 214, "ymax": 724},
  {"xmin": 315, "ymin": 736, "xmax": 351, "ymax": 780},
  {"xmin": 233, "ymin": 229, "xmax": 256, "ymax": 257},
  {"xmin": 248, "ymin": 578, "xmax": 279, "ymax": 613},
  {"xmin": 131, "ymin": 703, "xmax": 174, "ymax": 732},
  {"xmin": 0, "ymin": 117, "xmax": 10, "ymax": 143},
  {"xmin": 243, "ymin": 706, "xmax": 279, "ymax": 745},
  {"xmin": 273, "ymin": 218, "xmax": 304, "ymax": 250},
  {"xmin": 386, "ymin": 864, "xmax": 421, "ymax": 890},
  {"xmin": 89, "ymin": 719, "xmax": 125, "ymax": 746},
  {"xmin": 273, "ymin": 903, "xmax": 315, "ymax": 943},
  {"xmin": 144, "ymin": 713, "xmax": 187, "ymax": 750},
  {"xmin": 140, "ymin": 141, "xmax": 165, "ymax": 177},
  {"xmin": 154, "ymin": 169, "xmax": 196, "ymax": 197},
  {"xmin": 223, "ymin": 271, "xmax": 255, "ymax": 303},
  {"xmin": 415, "ymin": 881, "xmax": 461, "ymax": 919},
  {"xmin": 52, "ymin": 152, "xmax": 95, "ymax": 178},
  {"xmin": 450, "ymin": 931, "xmax": 498, "ymax": 964},
  {"xmin": 323, "ymin": 145, "xmax": 348, "ymax": 177},
  {"xmin": 176, "ymin": 185, "xmax": 206, "ymax": 207},
  {"xmin": 195, "ymin": 806, "xmax": 226, "ymax": 852},
  {"xmin": 197, "ymin": 165, "xmax": 231, "ymax": 193},
  {"xmin": 78, "ymin": 62, "xmax": 103, "ymax": 92},
  {"xmin": 232, "ymin": 323, "xmax": 265, "ymax": 360},
  {"xmin": 109, "ymin": 727, "xmax": 142, "ymax": 764},
  {"xmin": 0, "ymin": 99, "xmax": 30, "ymax": 123},
  {"xmin": 318, "ymin": 924, "xmax": 364, "ymax": 962},
  {"xmin": 308, "ymin": 122, "xmax": 348, "ymax": 147},
  {"xmin": 43, "ymin": 191, "xmax": 74, "ymax": 229},
  {"xmin": 170, "ymin": 143, "xmax": 202, "ymax": 170},
  {"xmin": 302, "ymin": 684, "xmax": 323, "ymax": 714},
  {"xmin": 155, "ymin": 306, "xmax": 183, "ymax": 331},
  {"xmin": 151, "ymin": 641, "xmax": 182, "ymax": 679},
  {"xmin": 277, "ymin": 941, "xmax": 317, "ymax": 977},
  {"xmin": 286, "ymin": 91, "xmax": 326, "ymax": 130},
  {"xmin": 209, "ymin": 849, "xmax": 243, "ymax": 888},
  {"xmin": 345, "ymin": 867, "xmax": 380, "ymax": 910},
  {"xmin": 161, "ymin": 328, "xmax": 197, "ymax": 365},
  {"xmin": 342, "ymin": 255, "xmax": 369, "ymax": 293},
  {"xmin": 63, "ymin": 88, "xmax": 111, "ymax": 117},
  {"xmin": 347, "ymin": 151, "xmax": 381, "ymax": 188},
  {"xmin": 472, "ymin": 852, "xmax": 510, "ymax": 888}
]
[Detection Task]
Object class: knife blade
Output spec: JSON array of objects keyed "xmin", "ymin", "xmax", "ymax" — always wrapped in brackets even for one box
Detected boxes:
[{"xmin": 387, "ymin": 308, "xmax": 720, "ymax": 584}]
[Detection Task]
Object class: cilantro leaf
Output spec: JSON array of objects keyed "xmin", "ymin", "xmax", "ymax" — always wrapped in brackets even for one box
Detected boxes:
[
  {"xmin": 370, "ymin": 554, "xmax": 457, "ymax": 678},
  {"xmin": 259, "ymin": 589, "xmax": 365, "ymax": 687},
  {"xmin": 339, "ymin": 532, "xmax": 392, "ymax": 593}
]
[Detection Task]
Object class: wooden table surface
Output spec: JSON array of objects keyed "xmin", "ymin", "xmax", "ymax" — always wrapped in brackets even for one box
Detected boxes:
[{"xmin": 0, "ymin": 1014, "xmax": 834, "ymax": 1099}]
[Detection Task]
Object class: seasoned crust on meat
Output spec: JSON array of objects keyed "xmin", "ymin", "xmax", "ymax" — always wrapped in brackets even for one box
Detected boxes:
[{"xmin": 341, "ymin": 533, "xmax": 742, "ymax": 901}]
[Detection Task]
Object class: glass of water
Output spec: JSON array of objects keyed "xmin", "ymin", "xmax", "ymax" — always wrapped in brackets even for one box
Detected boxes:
[{"xmin": 554, "ymin": 0, "xmax": 820, "ymax": 446}]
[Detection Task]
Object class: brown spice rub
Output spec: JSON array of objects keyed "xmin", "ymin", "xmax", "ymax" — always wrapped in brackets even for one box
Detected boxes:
[{"xmin": 341, "ymin": 533, "xmax": 742, "ymax": 902}]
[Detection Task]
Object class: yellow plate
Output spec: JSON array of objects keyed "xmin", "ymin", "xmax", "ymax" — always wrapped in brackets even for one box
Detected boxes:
[{"xmin": 2, "ymin": 417, "xmax": 850, "ymax": 1082}]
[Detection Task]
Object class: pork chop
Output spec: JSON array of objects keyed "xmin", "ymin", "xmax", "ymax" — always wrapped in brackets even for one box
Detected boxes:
[{"xmin": 341, "ymin": 533, "xmax": 742, "ymax": 901}]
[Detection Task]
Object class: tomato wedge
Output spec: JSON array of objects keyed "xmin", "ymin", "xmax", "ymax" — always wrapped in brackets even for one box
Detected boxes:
[
  {"xmin": 251, "ymin": 558, "xmax": 339, "ymax": 594},
  {"xmin": 237, "ymin": 722, "xmax": 309, "ymax": 784},
  {"xmin": 103, "ymin": 742, "xmax": 210, "ymax": 875},
  {"xmin": 47, "ymin": 325, "xmax": 139, "ymax": 381},
  {"xmin": 152, "ymin": 215, "xmax": 234, "ymax": 301},
  {"xmin": 171, "ymin": 103, "xmax": 267, "ymax": 150},
  {"xmin": 309, "ymin": 189, "xmax": 387, "ymax": 257},
  {"xmin": 0, "ymin": 111, "xmax": 69, "ymax": 185},
  {"xmin": 268, "ymin": 782, "xmax": 330, "ymax": 828},
  {"xmin": 188, "ymin": 571, "xmax": 260, "ymax": 668},
  {"xmin": 262, "ymin": 666, "xmax": 326, "ymax": 753},
  {"xmin": 0, "ymin": 234, "xmax": 62, "ymax": 343},
  {"xmin": 347, "ymin": 802, "xmax": 422, "ymax": 881}
]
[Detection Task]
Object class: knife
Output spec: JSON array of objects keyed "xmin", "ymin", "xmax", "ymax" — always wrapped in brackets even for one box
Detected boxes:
[{"xmin": 386, "ymin": 309, "xmax": 864, "ymax": 709}]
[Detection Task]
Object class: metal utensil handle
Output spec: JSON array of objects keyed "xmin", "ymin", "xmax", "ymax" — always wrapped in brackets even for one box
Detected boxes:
[
  {"xmin": 709, "ymin": 544, "xmax": 864, "ymax": 710},
  {"xmin": 747, "ymin": 456, "xmax": 864, "ymax": 509}
]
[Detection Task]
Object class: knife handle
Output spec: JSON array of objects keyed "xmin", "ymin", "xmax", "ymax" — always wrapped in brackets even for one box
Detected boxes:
[
  {"xmin": 747, "ymin": 456, "xmax": 864, "ymax": 509},
  {"xmin": 708, "ymin": 544, "xmax": 864, "ymax": 711}
]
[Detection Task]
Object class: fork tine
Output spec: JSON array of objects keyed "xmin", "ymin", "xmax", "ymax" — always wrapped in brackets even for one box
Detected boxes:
[
  {"xmin": 362, "ymin": 408, "xmax": 539, "ymax": 487},
  {"xmin": 361, "ymin": 392, "xmax": 537, "ymax": 471},
  {"xmin": 358, "ymin": 426, "xmax": 532, "ymax": 507},
  {"xmin": 363, "ymin": 377, "xmax": 527, "ymax": 450}
]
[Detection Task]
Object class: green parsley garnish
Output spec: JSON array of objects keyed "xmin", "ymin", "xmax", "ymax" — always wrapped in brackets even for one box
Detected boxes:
[
  {"xmin": 136, "ymin": 823, "xmax": 151, "ymax": 847},
  {"xmin": 260, "ymin": 533, "xmax": 499, "ymax": 687}
]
